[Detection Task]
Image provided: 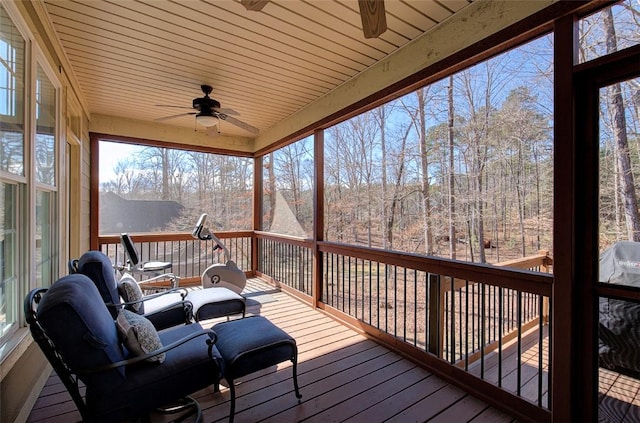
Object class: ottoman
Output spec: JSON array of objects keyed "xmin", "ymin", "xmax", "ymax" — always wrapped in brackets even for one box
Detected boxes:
[
  {"xmin": 213, "ymin": 315, "xmax": 302, "ymax": 422},
  {"xmin": 185, "ymin": 287, "xmax": 246, "ymax": 322}
]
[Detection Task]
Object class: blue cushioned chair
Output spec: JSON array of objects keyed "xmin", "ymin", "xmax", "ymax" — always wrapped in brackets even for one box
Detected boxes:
[
  {"xmin": 77, "ymin": 250, "xmax": 192, "ymax": 330},
  {"xmin": 25, "ymin": 273, "xmax": 224, "ymax": 422},
  {"xmin": 77, "ymin": 250, "xmax": 247, "ymax": 328}
]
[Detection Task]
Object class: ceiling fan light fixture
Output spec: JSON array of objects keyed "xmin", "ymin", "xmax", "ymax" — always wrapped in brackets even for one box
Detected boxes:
[{"xmin": 196, "ymin": 114, "xmax": 219, "ymax": 127}]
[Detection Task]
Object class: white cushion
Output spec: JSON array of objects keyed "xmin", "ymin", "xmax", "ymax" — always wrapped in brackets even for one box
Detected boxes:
[
  {"xmin": 186, "ymin": 287, "xmax": 243, "ymax": 313},
  {"xmin": 143, "ymin": 292, "xmax": 186, "ymax": 315},
  {"xmin": 142, "ymin": 261, "xmax": 171, "ymax": 271}
]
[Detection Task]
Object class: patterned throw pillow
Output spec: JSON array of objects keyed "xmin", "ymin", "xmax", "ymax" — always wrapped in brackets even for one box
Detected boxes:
[
  {"xmin": 118, "ymin": 273, "xmax": 144, "ymax": 314},
  {"xmin": 116, "ymin": 309, "xmax": 165, "ymax": 363}
]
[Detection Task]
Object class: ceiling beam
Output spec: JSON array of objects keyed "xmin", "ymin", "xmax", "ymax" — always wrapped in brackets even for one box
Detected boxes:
[{"xmin": 89, "ymin": 114, "xmax": 254, "ymax": 153}]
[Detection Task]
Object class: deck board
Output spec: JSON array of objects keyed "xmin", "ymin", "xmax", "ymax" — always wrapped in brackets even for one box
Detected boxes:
[
  {"xmin": 598, "ymin": 368, "xmax": 640, "ymax": 422},
  {"xmin": 385, "ymin": 384, "xmax": 467, "ymax": 422},
  {"xmin": 25, "ymin": 278, "xmax": 640, "ymax": 422}
]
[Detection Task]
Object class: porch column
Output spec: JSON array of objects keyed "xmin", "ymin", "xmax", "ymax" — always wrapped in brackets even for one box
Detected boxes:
[
  {"xmin": 313, "ymin": 129, "xmax": 324, "ymax": 308},
  {"xmin": 252, "ymin": 155, "xmax": 263, "ymax": 276}
]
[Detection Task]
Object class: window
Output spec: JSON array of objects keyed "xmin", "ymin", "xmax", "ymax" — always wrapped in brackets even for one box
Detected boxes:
[
  {"xmin": 35, "ymin": 65, "xmax": 56, "ymax": 185},
  {"xmin": 0, "ymin": 4, "xmax": 24, "ymax": 177},
  {"xmin": 0, "ymin": 182, "xmax": 17, "ymax": 338},
  {"xmin": 0, "ymin": 39, "xmax": 17, "ymax": 116},
  {"xmin": 262, "ymin": 135, "xmax": 314, "ymax": 237},
  {"xmin": 324, "ymin": 34, "xmax": 554, "ymax": 264},
  {"xmin": 98, "ymin": 140, "xmax": 253, "ymax": 234},
  {"xmin": 0, "ymin": 5, "xmax": 60, "ymax": 351},
  {"xmin": 0, "ymin": 3, "xmax": 25, "ymax": 343},
  {"xmin": 579, "ymin": 0, "xmax": 640, "ymax": 64},
  {"xmin": 34, "ymin": 64, "xmax": 58, "ymax": 289}
]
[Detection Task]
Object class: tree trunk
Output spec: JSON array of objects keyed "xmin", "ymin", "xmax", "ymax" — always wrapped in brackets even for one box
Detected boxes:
[
  {"xmin": 379, "ymin": 107, "xmax": 389, "ymax": 249},
  {"xmin": 604, "ymin": 8, "xmax": 640, "ymax": 241},
  {"xmin": 417, "ymin": 89, "xmax": 433, "ymax": 255},
  {"xmin": 161, "ymin": 149, "xmax": 169, "ymax": 200},
  {"xmin": 448, "ymin": 77, "xmax": 456, "ymax": 259}
]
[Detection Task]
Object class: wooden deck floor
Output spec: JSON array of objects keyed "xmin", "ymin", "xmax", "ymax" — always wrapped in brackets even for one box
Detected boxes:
[
  {"xmin": 25, "ymin": 278, "xmax": 640, "ymax": 422},
  {"xmin": 27, "ymin": 278, "xmax": 516, "ymax": 423},
  {"xmin": 599, "ymin": 367, "xmax": 640, "ymax": 423}
]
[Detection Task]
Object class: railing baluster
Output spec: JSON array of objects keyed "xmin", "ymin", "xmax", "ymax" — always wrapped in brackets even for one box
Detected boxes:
[
  {"xmin": 481, "ymin": 282, "xmax": 486, "ymax": 379},
  {"xmin": 393, "ymin": 265, "xmax": 398, "ymax": 338},
  {"xmin": 517, "ymin": 290, "xmax": 523, "ymax": 397},
  {"xmin": 368, "ymin": 260, "xmax": 372, "ymax": 325},
  {"xmin": 449, "ymin": 276, "xmax": 455, "ymax": 364},
  {"xmin": 384, "ymin": 263, "xmax": 388, "ymax": 333},
  {"xmin": 348, "ymin": 255, "xmax": 352, "ymax": 315},
  {"xmin": 498, "ymin": 286, "xmax": 503, "ymax": 388},
  {"xmin": 547, "ymin": 295, "xmax": 553, "ymax": 410},
  {"xmin": 538, "ymin": 294, "xmax": 544, "ymax": 407},
  {"xmin": 333, "ymin": 252, "xmax": 337, "ymax": 308},
  {"xmin": 377, "ymin": 262, "xmax": 380, "ymax": 329},
  {"xmin": 458, "ymin": 280, "xmax": 469, "ymax": 370},
  {"xmin": 412, "ymin": 269, "xmax": 416, "ymax": 346}
]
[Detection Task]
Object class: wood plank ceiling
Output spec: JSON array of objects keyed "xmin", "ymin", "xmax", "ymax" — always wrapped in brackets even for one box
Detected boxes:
[{"xmin": 43, "ymin": 0, "xmax": 473, "ymax": 138}]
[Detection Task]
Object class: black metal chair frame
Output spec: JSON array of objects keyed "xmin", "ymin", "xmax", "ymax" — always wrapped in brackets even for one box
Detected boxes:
[{"xmin": 24, "ymin": 287, "xmax": 217, "ymax": 422}]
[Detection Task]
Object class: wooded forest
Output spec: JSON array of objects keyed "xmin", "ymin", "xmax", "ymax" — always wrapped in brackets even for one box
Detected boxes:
[{"xmin": 99, "ymin": 1, "xmax": 639, "ymax": 264}]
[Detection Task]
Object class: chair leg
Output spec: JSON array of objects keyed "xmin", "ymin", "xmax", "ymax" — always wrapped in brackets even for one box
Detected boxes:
[
  {"xmin": 154, "ymin": 396, "xmax": 201, "ymax": 423},
  {"xmin": 292, "ymin": 354, "xmax": 302, "ymax": 401},
  {"xmin": 228, "ymin": 378, "xmax": 236, "ymax": 423}
]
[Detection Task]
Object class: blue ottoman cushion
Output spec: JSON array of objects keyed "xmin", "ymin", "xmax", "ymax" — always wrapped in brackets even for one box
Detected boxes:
[{"xmin": 213, "ymin": 315, "xmax": 295, "ymax": 379}]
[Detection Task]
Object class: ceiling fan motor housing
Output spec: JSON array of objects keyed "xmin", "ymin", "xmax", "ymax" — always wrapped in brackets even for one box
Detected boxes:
[
  {"xmin": 156, "ymin": 84, "xmax": 257, "ymax": 134},
  {"xmin": 193, "ymin": 97, "xmax": 221, "ymax": 111}
]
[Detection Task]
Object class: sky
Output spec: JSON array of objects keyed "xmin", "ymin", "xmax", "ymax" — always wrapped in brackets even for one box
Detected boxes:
[{"xmin": 99, "ymin": 141, "xmax": 139, "ymax": 181}]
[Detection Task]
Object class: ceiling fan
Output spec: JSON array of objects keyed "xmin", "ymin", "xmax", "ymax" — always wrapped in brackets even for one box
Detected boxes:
[
  {"xmin": 155, "ymin": 85, "xmax": 259, "ymax": 135},
  {"xmin": 240, "ymin": 0, "xmax": 387, "ymax": 39}
]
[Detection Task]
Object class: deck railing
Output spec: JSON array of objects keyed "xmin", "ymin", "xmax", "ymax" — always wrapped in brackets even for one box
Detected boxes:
[
  {"xmin": 319, "ymin": 242, "xmax": 552, "ymax": 412},
  {"xmin": 97, "ymin": 231, "xmax": 252, "ymax": 285},
  {"xmin": 95, "ymin": 230, "xmax": 552, "ymax": 420},
  {"xmin": 255, "ymin": 232, "xmax": 314, "ymax": 297}
]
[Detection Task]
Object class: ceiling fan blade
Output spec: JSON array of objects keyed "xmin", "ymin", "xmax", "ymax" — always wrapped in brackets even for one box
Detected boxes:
[
  {"xmin": 155, "ymin": 112, "xmax": 195, "ymax": 122},
  {"xmin": 358, "ymin": 0, "xmax": 387, "ymax": 38},
  {"xmin": 213, "ymin": 107, "xmax": 240, "ymax": 116},
  {"xmin": 220, "ymin": 115, "xmax": 259, "ymax": 135},
  {"xmin": 240, "ymin": 0, "xmax": 269, "ymax": 11}
]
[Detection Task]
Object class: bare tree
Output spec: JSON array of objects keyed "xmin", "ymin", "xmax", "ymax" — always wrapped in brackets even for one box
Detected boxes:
[
  {"xmin": 603, "ymin": 7, "xmax": 640, "ymax": 241},
  {"xmin": 447, "ymin": 77, "xmax": 456, "ymax": 259}
]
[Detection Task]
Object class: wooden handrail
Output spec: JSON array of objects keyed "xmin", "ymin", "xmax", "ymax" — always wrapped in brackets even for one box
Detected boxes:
[
  {"xmin": 98, "ymin": 230, "xmax": 253, "ymax": 245},
  {"xmin": 495, "ymin": 250, "xmax": 553, "ymax": 270},
  {"xmin": 319, "ymin": 241, "xmax": 552, "ymax": 296}
]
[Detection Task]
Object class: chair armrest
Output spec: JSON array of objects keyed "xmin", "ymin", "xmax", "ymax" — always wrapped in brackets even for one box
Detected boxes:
[
  {"xmin": 80, "ymin": 328, "xmax": 218, "ymax": 373},
  {"xmin": 141, "ymin": 299, "xmax": 193, "ymax": 322},
  {"xmin": 105, "ymin": 287, "xmax": 191, "ymax": 314},
  {"xmin": 112, "ymin": 288, "xmax": 189, "ymax": 310},
  {"xmin": 139, "ymin": 287, "xmax": 189, "ymax": 301},
  {"xmin": 138, "ymin": 273, "xmax": 181, "ymax": 289}
]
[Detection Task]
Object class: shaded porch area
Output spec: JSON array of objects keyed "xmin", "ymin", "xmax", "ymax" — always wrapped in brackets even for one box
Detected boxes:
[
  {"xmin": 27, "ymin": 276, "xmax": 640, "ymax": 422},
  {"xmin": 28, "ymin": 278, "xmax": 516, "ymax": 423}
]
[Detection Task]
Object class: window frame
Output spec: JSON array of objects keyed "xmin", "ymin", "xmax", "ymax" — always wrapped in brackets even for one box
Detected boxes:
[{"xmin": 0, "ymin": 1, "xmax": 63, "ymax": 362}]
